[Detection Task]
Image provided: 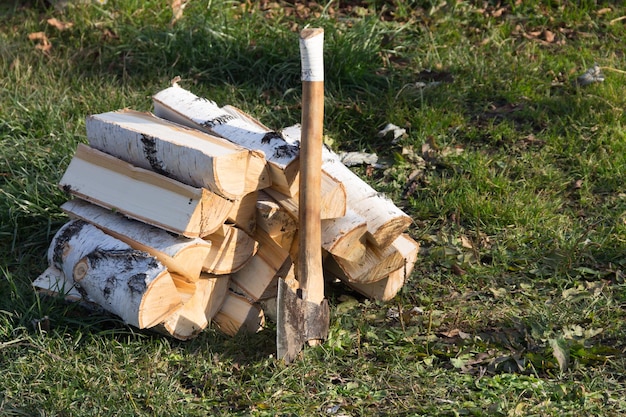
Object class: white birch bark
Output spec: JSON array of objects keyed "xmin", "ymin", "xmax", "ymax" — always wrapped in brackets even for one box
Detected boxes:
[
  {"xmin": 61, "ymin": 199, "xmax": 211, "ymax": 282},
  {"xmin": 86, "ymin": 109, "xmax": 265, "ymax": 199},
  {"xmin": 153, "ymin": 85, "xmax": 300, "ymax": 196},
  {"xmin": 32, "ymin": 265, "xmax": 84, "ymax": 303},
  {"xmin": 282, "ymin": 124, "xmax": 412, "ymax": 248},
  {"xmin": 48, "ymin": 220, "xmax": 182, "ymax": 329}
]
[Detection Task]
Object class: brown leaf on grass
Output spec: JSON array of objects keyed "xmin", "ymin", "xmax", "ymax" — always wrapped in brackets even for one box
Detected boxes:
[
  {"xmin": 543, "ymin": 30, "xmax": 555, "ymax": 43},
  {"xmin": 47, "ymin": 18, "xmax": 73, "ymax": 31},
  {"xmin": 171, "ymin": 0, "xmax": 187, "ymax": 25},
  {"xmin": 460, "ymin": 235, "xmax": 474, "ymax": 250},
  {"xmin": 440, "ymin": 328, "xmax": 471, "ymax": 339},
  {"xmin": 27, "ymin": 32, "xmax": 51, "ymax": 53},
  {"xmin": 596, "ymin": 7, "xmax": 612, "ymax": 16},
  {"xmin": 451, "ymin": 263, "xmax": 467, "ymax": 276},
  {"xmin": 610, "ymin": 16, "xmax": 626, "ymax": 25},
  {"xmin": 491, "ymin": 7, "xmax": 506, "ymax": 18}
]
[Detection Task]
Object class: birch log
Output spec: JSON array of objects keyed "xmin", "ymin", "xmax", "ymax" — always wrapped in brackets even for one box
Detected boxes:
[
  {"xmin": 203, "ymin": 224, "xmax": 258, "ymax": 275},
  {"xmin": 262, "ymin": 172, "xmax": 346, "ymax": 220},
  {"xmin": 227, "ymin": 191, "xmax": 258, "ymax": 235},
  {"xmin": 331, "ymin": 236, "xmax": 418, "ymax": 301},
  {"xmin": 212, "ymin": 291, "xmax": 265, "ymax": 336},
  {"xmin": 202, "ymin": 273, "xmax": 231, "ymax": 321},
  {"xmin": 255, "ymin": 191, "xmax": 297, "ymax": 250},
  {"xmin": 339, "ymin": 268, "xmax": 406, "ymax": 302},
  {"xmin": 229, "ymin": 228, "xmax": 291, "ymax": 301},
  {"xmin": 61, "ymin": 199, "xmax": 211, "ymax": 282},
  {"xmin": 33, "ymin": 265, "xmax": 85, "ymax": 303},
  {"xmin": 48, "ymin": 220, "xmax": 182, "ymax": 329},
  {"xmin": 153, "ymin": 85, "xmax": 300, "ymax": 196},
  {"xmin": 289, "ymin": 217, "xmax": 368, "ymax": 265},
  {"xmin": 154, "ymin": 273, "xmax": 229, "ymax": 340},
  {"xmin": 86, "ymin": 109, "xmax": 269, "ymax": 199},
  {"xmin": 282, "ymin": 124, "xmax": 412, "ymax": 248},
  {"xmin": 325, "ymin": 233, "xmax": 419, "ymax": 284},
  {"xmin": 59, "ymin": 144, "xmax": 233, "ymax": 238}
]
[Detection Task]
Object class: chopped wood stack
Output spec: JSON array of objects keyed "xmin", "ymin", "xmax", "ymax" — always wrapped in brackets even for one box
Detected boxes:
[{"xmin": 34, "ymin": 84, "xmax": 418, "ymax": 340}]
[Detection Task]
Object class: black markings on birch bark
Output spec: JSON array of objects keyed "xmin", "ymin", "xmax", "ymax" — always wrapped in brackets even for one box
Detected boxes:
[
  {"xmin": 261, "ymin": 131, "xmax": 283, "ymax": 144},
  {"xmin": 200, "ymin": 114, "xmax": 235, "ymax": 129},
  {"xmin": 51, "ymin": 220, "xmax": 87, "ymax": 268},
  {"xmin": 273, "ymin": 143, "xmax": 299, "ymax": 159},
  {"xmin": 140, "ymin": 134, "xmax": 169, "ymax": 176},
  {"xmin": 127, "ymin": 273, "xmax": 148, "ymax": 295}
]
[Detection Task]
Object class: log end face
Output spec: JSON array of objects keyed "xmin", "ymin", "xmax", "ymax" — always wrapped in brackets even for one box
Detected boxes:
[{"xmin": 368, "ymin": 214, "xmax": 412, "ymax": 249}]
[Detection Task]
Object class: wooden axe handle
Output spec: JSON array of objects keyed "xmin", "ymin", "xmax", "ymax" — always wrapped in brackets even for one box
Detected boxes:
[{"xmin": 298, "ymin": 28, "xmax": 324, "ymax": 307}]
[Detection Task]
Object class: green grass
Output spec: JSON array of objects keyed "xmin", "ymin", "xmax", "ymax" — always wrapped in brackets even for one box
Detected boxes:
[{"xmin": 2, "ymin": 0, "xmax": 626, "ymax": 415}]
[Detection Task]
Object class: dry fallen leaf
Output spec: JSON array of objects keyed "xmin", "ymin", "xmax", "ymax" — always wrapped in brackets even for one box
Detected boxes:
[
  {"xmin": 491, "ymin": 7, "xmax": 506, "ymax": 18},
  {"xmin": 543, "ymin": 30, "xmax": 555, "ymax": 43},
  {"xmin": 171, "ymin": 0, "xmax": 188, "ymax": 25},
  {"xmin": 47, "ymin": 18, "xmax": 73, "ymax": 31},
  {"xmin": 451, "ymin": 263, "xmax": 467, "ymax": 276},
  {"xmin": 28, "ymin": 32, "xmax": 52, "ymax": 53},
  {"xmin": 572, "ymin": 179, "xmax": 583, "ymax": 190}
]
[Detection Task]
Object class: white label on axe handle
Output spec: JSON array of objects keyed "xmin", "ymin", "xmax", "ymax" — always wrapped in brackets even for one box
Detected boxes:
[{"xmin": 299, "ymin": 31, "xmax": 324, "ymax": 82}]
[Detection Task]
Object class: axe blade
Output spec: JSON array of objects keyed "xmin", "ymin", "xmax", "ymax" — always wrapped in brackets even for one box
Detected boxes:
[{"xmin": 276, "ymin": 278, "xmax": 330, "ymax": 363}]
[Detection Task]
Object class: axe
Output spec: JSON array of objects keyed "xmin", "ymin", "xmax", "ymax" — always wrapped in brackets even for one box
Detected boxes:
[{"xmin": 276, "ymin": 28, "xmax": 329, "ymax": 363}]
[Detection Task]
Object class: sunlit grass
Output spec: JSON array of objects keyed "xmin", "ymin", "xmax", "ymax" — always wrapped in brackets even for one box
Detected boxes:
[{"xmin": 2, "ymin": 1, "xmax": 626, "ymax": 415}]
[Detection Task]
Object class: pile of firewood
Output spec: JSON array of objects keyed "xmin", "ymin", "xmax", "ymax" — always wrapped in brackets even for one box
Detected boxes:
[{"xmin": 34, "ymin": 84, "xmax": 419, "ymax": 340}]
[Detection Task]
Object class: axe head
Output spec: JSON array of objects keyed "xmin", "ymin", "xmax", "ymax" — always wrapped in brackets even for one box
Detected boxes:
[{"xmin": 276, "ymin": 277, "xmax": 329, "ymax": 363}]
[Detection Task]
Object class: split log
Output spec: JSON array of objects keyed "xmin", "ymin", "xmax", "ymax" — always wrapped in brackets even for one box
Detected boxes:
[
  {"xmin": 320, "ymin": 210, "xmax": 367, "ymax": 263},
  {"xmin": 255, "ymin": 191, "xmax": 297, "ymax": 250},
  {"xmin": 227, "ymin": 191, "xmax": 257, "ymax": 235},
  {"xmin": 328, "ymin": 237, "xmax": 418, "ymax": 301},
  {"xmin": 61, "ymin": 199, "xmax": 211, "ymax": 282},
  {"xmin": 86, "ymin": 109, "xmax": 270, "ymax": 199},
  {"xmin": 289, "ymin": 217, "xmax": 368, "ymax": 266},
  {"xmin": 48, "ymin": 219, "xmax": 182, "ymax": 329},
  {"xmin": 202, "ymin": 273, "xmax": 231, "ymax": 321},
  {"xmin": 212, "ymin": 291, "xmax": 265, "ymax": 336},
  {"xmin": 203, "ymin": 224, "xmax": 258, "ymax": 275},
  {"xmin": 154, "ymin": 273, "xmax": 229, "ymax": 340},
  {"xmin": 256, "ymin": 263, "xmax": 296, "ymax": 323},
  {"xmin": 262, "ymin": 172, "xmax": 346, "ymax": 220},
  {"xmin": 334, "ymin": 268, "xmax": 405, "ymax": 302},
  {"xmin": 282, "ymin": 124, "xmax": 412, "ymax": 248},
  {"xmin": 33, "ymin": 265, "xmax": 85, "ymax": 304},
  {"xmin": 59, "ymin": 144, "xmax": 233, "ymax": 238},
  {"xmin": 229, "ymin": 228, "xmax": 291, "ymax": 301},
  {"xmin": 153, "ymin": 85, "xmax": 299, "ymax": 196},
  {"xmin": 325, "ymin": 233, "xmax": 419, "ymax": 284}
]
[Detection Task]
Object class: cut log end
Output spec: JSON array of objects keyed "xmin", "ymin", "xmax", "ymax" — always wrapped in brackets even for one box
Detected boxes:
[
  {"xmin": 368, "ymin": 215, "xmax": 413, "ymax": 249},
  {"xmin": 72, "ymin": 259, "xmax": 89, "ymax": 282}
]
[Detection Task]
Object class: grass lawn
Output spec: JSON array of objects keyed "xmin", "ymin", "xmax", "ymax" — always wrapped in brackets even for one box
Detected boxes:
[{"xmin": 1, "ymin": 0, "xmax": 626, "ymax": 415}]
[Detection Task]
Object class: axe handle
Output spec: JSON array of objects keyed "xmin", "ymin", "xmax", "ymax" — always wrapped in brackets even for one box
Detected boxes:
[{"xmin": 298, "ymin": 28, "xmax": 325, "ymax": 308}]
